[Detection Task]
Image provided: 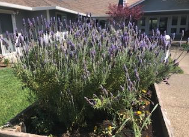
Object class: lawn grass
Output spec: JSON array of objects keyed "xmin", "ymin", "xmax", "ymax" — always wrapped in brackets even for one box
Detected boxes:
[{"xmin": 0, "ymin": 68, "xmax": 34, "ymax": 126}]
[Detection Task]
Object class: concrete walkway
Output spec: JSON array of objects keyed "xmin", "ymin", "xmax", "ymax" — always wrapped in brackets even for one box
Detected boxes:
[{"xmin": 155, "ymin": 50, "xmax": 189, "ymax": 137}]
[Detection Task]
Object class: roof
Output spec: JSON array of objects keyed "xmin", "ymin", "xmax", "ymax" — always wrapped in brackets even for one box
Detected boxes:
[
  {"xmin": 0, "ymin": 0, "xmax": 144, "ymax": 16},
  {"xmin": 142, "ymin": 0, "xmax": 189, "ymax": 13}
]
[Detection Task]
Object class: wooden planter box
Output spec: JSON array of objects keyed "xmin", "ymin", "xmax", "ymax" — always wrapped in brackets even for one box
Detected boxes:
[
  {"xmin": 0, "ymin": 85, "xmax": 172, "ymax": 137},
  {"xmin": 0, "ymin": 63, "xmax": 7, "ymax": 67}
]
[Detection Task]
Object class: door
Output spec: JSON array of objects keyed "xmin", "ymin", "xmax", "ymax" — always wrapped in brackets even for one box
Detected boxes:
[{"xmin": 159, "ymin": 17, "xmax": 168, "ymax": 34}]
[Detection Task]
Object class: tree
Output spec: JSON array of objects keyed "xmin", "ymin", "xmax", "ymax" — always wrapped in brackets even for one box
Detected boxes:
[{"xmin": 106, "ymin": 4, "xmax": 143, "ymax": 23}]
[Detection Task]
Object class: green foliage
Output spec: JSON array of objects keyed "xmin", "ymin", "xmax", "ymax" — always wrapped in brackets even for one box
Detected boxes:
[
  {"xmin": 0, "ymin": 56, "xmax": 3, "ymax": 63},
  {"xmin": 3, "ymin": 59, "xmax": 9, "ymax": 66},
  {"xmin": 181, "ymin": 43, "xmax": 189, "ymax": 51},
  {"xmin": 30, "ymin": 108, "xmax": 55, "ymax": 135}
]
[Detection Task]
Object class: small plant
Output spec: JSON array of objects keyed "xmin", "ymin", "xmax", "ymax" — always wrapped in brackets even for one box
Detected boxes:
[
  {"xmin": 3, "ymin": 59, "xmax": 9, "ymax": 66},
  {"xmin": 181, "ymin": 43, "xmax": 189, "ymax": 51}
]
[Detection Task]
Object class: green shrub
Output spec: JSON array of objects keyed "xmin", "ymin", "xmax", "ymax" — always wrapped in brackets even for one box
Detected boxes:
[
  {"xmin": 11, "ymin": 16, "xmax": 181, "ymax": 136},
  {"xmin": 181, "ymin": 43, "xmax": 189, "ymax": 51}
]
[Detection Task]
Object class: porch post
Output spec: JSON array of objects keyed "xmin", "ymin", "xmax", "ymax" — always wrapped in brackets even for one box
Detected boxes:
[
  {"xmin": 145, "ymin": 17, "xmax": 149, "ymax": 35},
  {"xmin": 0, "ymin": 35, "xmax": 5, "ymax": 55},
  {"xmin": 46, "ymin": 10, "xmax": 50, "ymax": 22},
  {"xmin": 11, "ymin": 13, "xmax": 16, "ymax": 32}
]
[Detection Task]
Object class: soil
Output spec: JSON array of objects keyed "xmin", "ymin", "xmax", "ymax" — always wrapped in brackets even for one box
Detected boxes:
[{"xmin": 7, "ymin": 86, "xmax": 166, "ymax": 137}]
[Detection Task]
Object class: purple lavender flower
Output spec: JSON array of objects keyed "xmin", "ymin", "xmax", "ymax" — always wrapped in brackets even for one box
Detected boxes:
[
  {"xmin": 36, "ymin": 17, "xmax": 40, "ymax": 26},
  {"xmin": 5, "ymin": 31, "xmax": 9, "ymax": 40},
  {"xmin": 140, "ymin": 40, "xmax": 146, "ymax": 48},
  {"xmin": 40, "ymin": 15, "xmax": 44, "ymax": 25},
  {"xmin": 70, "ymin": 42, "xmax": 75, "ymax": 51},
  {"xmin": 84, "ymin": 97, "xmax": 95, "ymax": 106},
  {"xmin": 22, "ymin": 18, "xmax": 26, "ymax": 26},
  {"xmin": 134, "ymin": 69, "xmax": 140, "ymax": 81},
  {"xmin": 156, "ymin": 28, "xmax": 160, "ymax": 36},
  {"xmin": 127, "ymin": 86, "xmax": 131, "ymax": 92},
  {"xmin": 90, "ymin": 49, "xmax": 96, "ymax": 59},
  {"xmin": 100, "ymin": 85, "xmax": 108, "ymax": 97},
  {"xmin": 32, "ymin": 18, "xmax": 36, "ymax": 27}
]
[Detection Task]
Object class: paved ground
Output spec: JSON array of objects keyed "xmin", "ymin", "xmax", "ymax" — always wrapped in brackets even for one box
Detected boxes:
[{"xmin": 156, "ymin": 49, "xmax": 189, "ymax": 137}]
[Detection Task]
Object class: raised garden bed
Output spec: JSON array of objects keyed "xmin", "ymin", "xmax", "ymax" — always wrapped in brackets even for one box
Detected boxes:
[
  {"xmin": 0, "ymin": 63, "xmax": 7, "ymax": 68},
  {"xmin": 1, "ymin": 85, "xmax": 167, "ymax": 137}
]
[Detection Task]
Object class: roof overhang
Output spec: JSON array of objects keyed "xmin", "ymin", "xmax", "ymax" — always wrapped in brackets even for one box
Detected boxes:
[
  {"xmin": 129, "ymin": 0, "xmax": 145, "ymax": 8},
  {"xmin": 144, "ymin": 9, "xmax": 189, "ymax": 13},
  {"xmin": 0, "ymin": 1, "xmax": 87, "ymax": 16},
  {"xmin": 92, "ymin": 15, "xmax": 109, "ymax": 18}
]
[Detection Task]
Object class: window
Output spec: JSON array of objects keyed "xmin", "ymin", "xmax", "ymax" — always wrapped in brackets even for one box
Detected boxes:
[
  {"xmin": 159, "ymin": 17, "xmax": 168, "ymax": 31},
  {"xmin": 172, "ymin": 16, "xmax": 178, "ymax": 25},
  {"xmin": 99, "ymin": 20, "xmax": 106, "ymax": 28},
  {"xmin": 140, "ymin": 17, "xmax": 145, "ymax": 26},
  {"xmin": 180, "ymin": 16, "xmax": 187, "ymax": 25},
  {"xmin": 0, "ymin": 13, "xmax": 13, "ymax": 34},
  {"xmin": 56, "ymin": 13, "xmax": 67, "ymax": 31},
  {"xmin": 171, "ymin": 28, "xmax": 177, "ymax": 33},
  {"xmin": 141, "ymin": 29, "xmax": 145, "ymax": 33},
  {"xmin": 180, "ymin": 28, "xmax": 185, "ymax": 33},
  {"xmin": 0, "ymin": 13, "xmax": 15, "ymax": 54},
  {"xmin": 123, "ymin": 0, "xmax": 126, "ymax": 7},
  {"xmin": 56, "ymin": 13, "xmax": 67, "ymax": 21},
  {"xmin": 149, "ymin": 18, "xmax": 157, "ymax": 30},
  {"xmin": 57, "ymin": 14, "xmax": 62, "ymax": 21}
]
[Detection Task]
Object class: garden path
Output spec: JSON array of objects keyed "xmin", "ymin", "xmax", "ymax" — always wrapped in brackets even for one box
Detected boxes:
[{"xmin": 155, "ymin": 50, "xmax": 189, "ymax": 137}]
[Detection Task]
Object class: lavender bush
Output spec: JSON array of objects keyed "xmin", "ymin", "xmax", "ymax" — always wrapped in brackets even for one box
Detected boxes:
[{"xmin": 6, "ymin": 15, "xmax": 182, "ymax": 135}]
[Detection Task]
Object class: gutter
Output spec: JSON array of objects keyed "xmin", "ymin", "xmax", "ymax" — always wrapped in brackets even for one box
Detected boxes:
[
  {"xmin": 92, "ymin": 15, "xmax": 109, "ymax": 18},
  {"xmin": 144, "ymin": 9, "xmax": 189, "ymax": 13},
  {"xmin": 0, "ymin": 2, "xmax": 32, "ymax": 10},
  {"xmin": 0, "ymin": 2, "xmax": 86, "ymax": 16}
]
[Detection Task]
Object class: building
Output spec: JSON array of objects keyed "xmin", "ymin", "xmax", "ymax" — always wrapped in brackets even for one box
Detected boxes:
[
  {"xmin": 0, "ymin": 0, "xmax": 119, "ymax": 58},
  {"xmin": 138, "ymin": 0, "xmax": 189, "ymax": 36}
]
